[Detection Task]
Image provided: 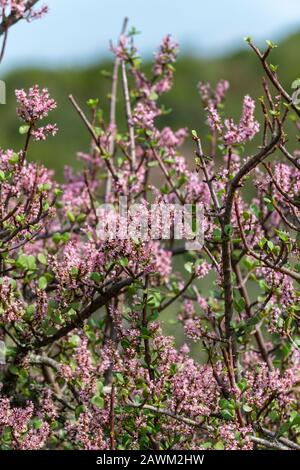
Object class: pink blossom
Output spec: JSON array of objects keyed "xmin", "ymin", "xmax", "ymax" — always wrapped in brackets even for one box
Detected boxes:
[
  {"xmin": 153, "ymin": 35, "xmax": 178, "ymax": 76},
  {"xmin": 131, "ymin": 102, "xmax": 160, "ymax": 130},
  {"xmin": 0, "ymin": 1, "xmax": 48, "ymax": 21},
  {"xmin": 198, "ymin": 79, "xmax": 229, "ymax": 107},
  {"xmin": 207, "ymin": 104, "xmax": 224, "ymax": 133},
  {"xmin": 111, "ymin": 34, "xmax": 130, "ymax": 60},
  {"xmin": 158, "ymin": 127, "xmax": 188, "ymax": 148},
  {"xmin": 31, "ymin": 123, "xmax": 58, "ymax": 141},
  {"xmin": 195, "ymin": 260, "xmax": 211, "ymax": 279},
  {"xmin": 15, "ymin": 85, "xmax": 57, "ymax": 122},
  {"xmin": 0, "ymin": 277, "xmax": 24, "ymax": 322},
  {"xmin": 220, "ymin": 423, "xmax": 253, "ymax": 450},
  {"xmin": 224, "ymin": 95, "xmax": 260, "ymax": 145}
]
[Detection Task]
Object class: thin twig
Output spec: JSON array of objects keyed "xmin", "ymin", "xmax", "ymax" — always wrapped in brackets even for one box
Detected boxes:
[
  {"xmin": 106, "ymin": 17, "xmax": 129, "ymax": 197},
  {"xmin": 0, "ymin": 26, "xmax": 8, "ymax": 64},
  {"xmin": 69, "ymin": 94, "xmax": 118, "ymax": 182},
  {"xmin": 121, "ymin": 60, "xmax": 136, "ymax": 169}
]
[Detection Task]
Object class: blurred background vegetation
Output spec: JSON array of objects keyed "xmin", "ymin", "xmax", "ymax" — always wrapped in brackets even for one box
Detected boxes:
[{"xmin": 0, "ymin": 30, "xmax": 299, "ymax": 180}]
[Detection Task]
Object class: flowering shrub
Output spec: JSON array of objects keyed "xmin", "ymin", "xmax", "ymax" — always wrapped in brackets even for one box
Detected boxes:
[
  {"xmin": 0, "ymin": 1, "xmax": 48, "ymax": 63},
  {"xmin": 0, "ymin": 0, "xmax": 47, "ymax": 23},
  {"xmin": 0, "ymin": 11, "xmax": 300, "ymax": 451}
]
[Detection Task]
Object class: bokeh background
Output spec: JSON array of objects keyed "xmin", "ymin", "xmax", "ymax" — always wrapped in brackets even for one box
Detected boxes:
[
  {"xmin": 0, "ymin": 0, "xmax": 300, "ymax": 349},
  {"xmin": 0, "ymin": 0, "xmax": 300, "ymax": 178}
]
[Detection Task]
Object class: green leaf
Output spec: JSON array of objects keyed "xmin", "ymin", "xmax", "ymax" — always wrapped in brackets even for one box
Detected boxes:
[
  {"xmin": 90, "ymin": 272, "xmax": 102, "ymax": 283},
  {"xmin": 37, "ymin": 253, "xmax": 47, "ymax": 265},
  {"xmin": 279, "ymin": 422, "xmax": 291, "ymax": 435},
  {"xmin": 38, "ymin": 182, "xmax": 52, "ymax": 192},
  {"xmin": 258, "ymin": 237, "xmax": 267, "ymax": 249},
  {"xmin": 291, "ymin": 413, "xmax": 300, "ymax": 426},
  {"xmin": 95, "ymin": 126, "xmax": 104, "ymax": 138},
  {"xmin": 292, "ymin": 78, "xmax": 300, "ymax": 90},
  {"xmin": 250, "ymin": 203, "xmax": 261, "ymax": 218},
  {"xmin": 16, "ymin": 254, "xmax": 36, "ymax": 271},
  {"xmin": 91, "ymin": 395, "xmax": 104, "ymax": 408},
  {"xmin": 69, "ymin": 335, "xmax": 80, "ymax": 347},
  {"xmin": 9, "ymin": 365, "xmax": 19, "ymax": 376},
  {"xmin": 86, "ymin": 98, "xmax": 99, "ymax": 108},
  {"xmin": 214, "ymin": 441, "xmax": 225, "ymax": 450},
  {"xmin": 234, "ymin": 297, "xmax": 246, "ymax": 314},
  {"xmin": 8, "ymin": 153, "xmax": 19, "ymax": 164},
  {"xmin": 149, "ymin": 91, "xmax": 158, "ymax": 101},
  {"xmin": 224, "ymin": 224, "xmax": 233, "ymax": 236},
  {"xmin": 45, "ymin": 326, "xmax": 58, "ymax": 337},
  {"xmin": 67, "ymin": 211, "xmax": 75, "ymax": 223},
  {"xmin": 266, "ymin": 39, "xmax": 277, "ymax": 49},
  {"xmin": 141, "ymin": 326, "xmax": 151, "ymax": 339},
  {"xmin": 115, "ymin": 372, "xmax": 125, "ymax": 384},
  {"xmin": 77, "ymin": 213, "xmax": 86, "ymax": 223},
  {"xmin": 38, "ymin": 276, "xmax": 48, "ymax": 290},
  {"xmin": 24, "ymin": 305, "xmax": 36, "ymax": 321},
  {"xmin": 32, "ymin": 419, "xmax": 43, "ymax": 430},
  {"xmin": 19, "ymin": 125, "xmax": 30, "ymax": 135},
  {"xmin": 54, "ymin": 188, "xmax": 63, "ymax": 197},
  {"xmin": 148, "ymin": 310, "xmax": 159, "ymax": 323},
  {"xmin": 52, "ymin": 233, "xmax": 62, "ymax": 244},
  {"xmin": 121, "ymin": 338, "xmax": 130, "ymax": 349},
  {"xmin": 213, "ymin": 228, "xmax": 222, "ymax": 242},
  {"xmin": 75, "ymin": 405, "xmax": 85, "ymax": 419},
  {"xmin": 275, "ymin": 230, "xmax": 289, "ymax": 242},
  {"xmin": 219, "ymin": 398, "xmax": 235, "ymax": 410},
  {"xmin": 147, "ymin": 161, "xmax": 158, "ymax": 168},
  {"xmin": 242, "ymin": 404, "xmax": 253, "ymax": 413},
  {"xmin": 119, "ymin": 257, "xmax": 129, "ymax": 268},
  {"xmin": 269, "ymin": 410, "xmax": 279, "ymax": 422},
  {"xmin": 220, "ymin": 409, "xmax": 234, "ymax": 420},
  {"xmin": 237, "ymin": 378, "xmax": 248, "ymax": 392},
  {"xmin": 184, "ymin": 262, "xmax": 193, "ymax": 274},
  {"xmin": 70, "ymin": 266, "xmax": 79, "ymax": 277}
]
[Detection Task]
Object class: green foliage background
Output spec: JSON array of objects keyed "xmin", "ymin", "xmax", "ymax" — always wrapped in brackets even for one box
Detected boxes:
[{"xmin": 1, "ymin": 32, "xmax": 299, "ymax": 180}]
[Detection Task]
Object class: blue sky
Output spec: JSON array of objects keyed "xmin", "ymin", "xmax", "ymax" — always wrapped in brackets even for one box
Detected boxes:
[{"xmin": 1, "ymin": 0, "xmax": 300, "ymax": 71}]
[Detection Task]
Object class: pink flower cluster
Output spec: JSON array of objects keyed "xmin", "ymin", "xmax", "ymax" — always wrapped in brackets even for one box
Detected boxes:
[
  {"xmin": 15, "ymin": 85, "xmax": 56, "ymax": 121},
  {"xmin": 220, "ymin": 423, "xmax": 253, "ymax": 450},
  {"xmin": 0, "ymin": 277, "xmax": 24, "ymax": 322},
  {"xmin": 51, "ymin": 240, "xmax": 102, "ymax": 290},
  {"xmin": 131, "ymin": 102, "xmax": 160, "ymax": 130},
  {"xmin": 153, "ymin": 34, "xmax": 178, "ymax": 76},
  {"xmin": 158, "ymin": 126, "xmax": 188, "ymax": 149},
  {"xmin": 224, "ymin": 95, "xmax": 260, "ymax": 145},
  {"xmin": 0, "ymin": 398, "xmax": 49, "ymax": 450},
  {"xmin": 195, "ymin": 260, "xmax": 211, "ymax": 278},
  {"xmin": 0, "ymin": 1, "xmax": 48, "ymax": 21},
  {"xmin": 111, "ymin": 34, "xmax": 137, "ymax": 61},
  {"xmin": 244, "ymin": 363, "xmax": 299, "ymax": 409},
  {"xmin": 207, "ymin": 94, "xmax": 260, "ymax": 145},
  {"xmin": 129, "ymin": 35, "xmax": 178, "ymax": 100},
  {"xmin": 15, "ymin": 85, "xmax": 58, "ymax": 140},
  {"xmin": 198, "ymin": 79, "xmax": 230, "ymax": 107}
]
